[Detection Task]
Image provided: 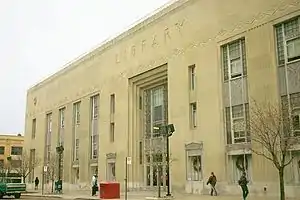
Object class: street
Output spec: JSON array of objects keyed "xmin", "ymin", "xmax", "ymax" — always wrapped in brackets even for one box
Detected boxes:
[
  {"xmin": 0, "ymin": 197, "xmax": 60, "ymax": 200},
  {"xmin": 17, "ymin": 194, "xmax": 299, "ymax": 200}
]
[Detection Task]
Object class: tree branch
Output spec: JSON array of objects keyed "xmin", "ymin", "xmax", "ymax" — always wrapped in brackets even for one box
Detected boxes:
[
  {"xmin": 250, "ymin": 147, "xmax": 275, "ymax": 163},
  {"xmin": 284, "ymin": 156, "xmax": 294, "ymax": 167},
  {"xmin": 248, "ymin": 99, "xmax": 294, "ymax": 170}
]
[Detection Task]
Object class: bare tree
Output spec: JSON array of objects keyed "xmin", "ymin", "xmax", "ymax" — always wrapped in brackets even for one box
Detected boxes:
[
  {"xmin": 152, "ymin": 152, "xmax": 178, "ymax": 198},
  {"xmin": 11, "ymin": 150, "xmax": 41, "ymax": 183},
  {"xmin": 249, "ymin": 100, "xmax": 295, "ymax": 200},
  {"xmin": 0, "ymin": 161, "xmax": 8, "ymax": 179},
  {"xmin": 45, "ymin": 152, "xmax": 57, "ymax": 193}
]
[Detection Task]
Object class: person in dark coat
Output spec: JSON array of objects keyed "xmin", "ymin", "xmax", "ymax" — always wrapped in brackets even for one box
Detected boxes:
[
  {"xmin": 206, "ymin": 172, "xmax": 217, "ymax": 196},
  {"xmin": 238, "ymin": 171, "xmax": 249, "ymax": 200},
  {"xmin": 91, "ymin": 174, "xmax": 98, "ymax": 196},
  {"xmin": 34, "ymin": 177, "xmax": 39, "ymax": 190}
]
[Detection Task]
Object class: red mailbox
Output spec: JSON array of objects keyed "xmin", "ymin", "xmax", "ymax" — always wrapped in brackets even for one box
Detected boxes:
[{"xmin": 99, "ymin": 182, "xmax": 120, "ymax": 199}]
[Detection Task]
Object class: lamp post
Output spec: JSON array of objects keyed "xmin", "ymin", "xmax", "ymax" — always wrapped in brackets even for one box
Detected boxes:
[
  {"xmin": 56, "ymin": 145, "xmax": 64, "ymax": 193},
  {"xmin": 158, "ymin": 124, "xmax": 175, "ymax": 197}
]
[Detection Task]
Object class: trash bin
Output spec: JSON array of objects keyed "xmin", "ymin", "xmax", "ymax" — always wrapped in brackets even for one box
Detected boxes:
[
  {"xmin": 55, "ymin": 180, "xmax": 63, "ymax": 193},
  {"xmin": 99, "ymin": 182, "xmax": 120, "ymax": 199}
]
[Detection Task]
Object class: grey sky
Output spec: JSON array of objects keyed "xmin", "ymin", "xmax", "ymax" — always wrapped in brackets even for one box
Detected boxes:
[{"xmin": 0, "ymin": 0, "xmax": 171, "ymax": 134}]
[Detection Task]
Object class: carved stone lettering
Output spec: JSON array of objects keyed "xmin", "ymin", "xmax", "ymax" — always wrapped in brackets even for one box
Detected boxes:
[
  {"xmin": 141, "ymin": 40, "xmax": 146, "ymax": 52},
  {"xmin": 113, "ymin": 18, "xmax": 186, "ymax": 63},
  {"xmin": 116, "ymin": 54, "xmax": 120, "ymax": 63},
  {"xmin": 175, "ymin": 19, "xmax": 185, "ymax": 34},
  {"xmin": 164, "ymin": 27, "xmax": 171, "ymax": 42},
  {"xmin": 152, "ymin": 35, "xmax": 158, "ymax": 47},
  {"xmin": 131, "ymin": 45, "xmax": 136, "ymax": 57}
]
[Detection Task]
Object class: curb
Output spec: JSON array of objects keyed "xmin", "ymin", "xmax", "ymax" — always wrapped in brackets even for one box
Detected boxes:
[
  {"xmin": 23, "ymin": 193, "xmax": 99, "ymax": 200},
  {"xmin": 22, "ymin": 193, "xmax": 62, "ymax": 198}
]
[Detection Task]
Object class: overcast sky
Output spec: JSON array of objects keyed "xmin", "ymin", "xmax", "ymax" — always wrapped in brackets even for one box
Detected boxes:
[{"xmin": 0, "ymin": 0, "xmax": 171, "ymax": 134}]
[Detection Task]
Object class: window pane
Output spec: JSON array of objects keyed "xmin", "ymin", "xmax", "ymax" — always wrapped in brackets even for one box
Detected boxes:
[
  {"xmin": 287, "ymin": 38, "xmax": 300, "ymax": 60},
  {"xmin": 152, "ymin": 88, "xmax": 163, "ymax": 107},
  {"xmin": 187, "ymin": 155, "xmax": 201, "ymax": 181},
  {"xmin": 0, "ymin": 147, "xmax": 4, "ymax": 155},
  {"xmin": 284, "ymin": 17, "xmax": 299, "ymax": 39},
  {"xmin": 222, "ymin": 46, "xmax": 229, "ymax": 81},
  {"xmin": 229, "ymin": 41, "xmax": 240, "ymax": 59},
  {"xmin": 225, "ymin": 107, "xmax": 232, "ymax": 144},
  {"xmin": 233, "ymin": 119, "xmax": 245, "ymax": 132},
  {"xmin": 92, "ymin": 120, "xmax": 98, "ymax": 135},
  {"xmin": 190, "ymin": 103, "xmax": 197, "ymax": 128},
  {"xmin": 11, "ymin": 147, "xmax": 22, "ymax": 155},
  {"xmin": 153, "ymin": 105, "xmax": 163, "ymax": 122},
  {"xmin": 230, "ymin": 58, "xmax": 242, "ymax": 77},
  {"xmin": 232, "ymin": 105, "xmax": 244, "ymax": 118},
  {"xmin": 293, "ymin": 115, "xmax": 300, "ymax": 130}
]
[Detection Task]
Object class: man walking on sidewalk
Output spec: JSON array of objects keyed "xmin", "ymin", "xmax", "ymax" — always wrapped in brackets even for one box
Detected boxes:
[
  {"xmin": 91, "ymin": 174, "xmax": 98, "ymax": 196},
  {"xmin": 238, "ymin": 171, "xmax": 249, "ymax": 200},
  {"xmin": 206, "ymin": 172, "xmax": 217, "ymax": 196}
]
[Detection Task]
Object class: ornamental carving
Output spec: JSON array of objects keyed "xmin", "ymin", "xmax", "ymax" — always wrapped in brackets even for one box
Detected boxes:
[
  {"xmin": 185, "ymin": 142, "xmax": 203, "ymax": 151},
  {"xmin": 106, "ymin": 153, "xmax": 117, "ymax": 159}
]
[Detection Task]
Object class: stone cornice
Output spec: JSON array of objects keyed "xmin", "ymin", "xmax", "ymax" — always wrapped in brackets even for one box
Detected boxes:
[{"xmin": 28, "ymin": 0, "xmax": 191, "ymax": 92}]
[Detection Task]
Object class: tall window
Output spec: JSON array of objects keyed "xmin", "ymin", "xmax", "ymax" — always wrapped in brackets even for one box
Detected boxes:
[
  {"xmin": 189, "ymin": 65, "xmax": 196, "ymax": 90},
  {"xmin": 151, "ymin": 87, "xmax": 165, "ymax": 137},
  {"xmin": 275, "ymin": 16, "xmax": 300, "ymax": 65},
  {"xmin": 75, "ymin": 139, "xmax": 79, "ymax": 161},
  {"xmin": 32, "ymin": 118, "xmax": 36, "ymax": 139},
  {"xmin": 0, "ymin": 147, "xmax": 5, "ymax": 155},
  {"xmin": 187, "ymin": 155, "xmax": 202, "ymax": 181},
  {"xmin": 276, "ymin": 17, "xmax": 300, "ymax": 137},
  {"xmin": 293, "ymin": 109, "xmax": 300, "ymax": 136},
  {"xmin": 73, "ymin": 102, "xmax": 80, "ymax": 161},
  {"xmin": 110, "ymin": 123, "xmax": 115, "ymax": 143},
  {"xmin": 190, "ymin": 102, "xmax": 197, "ymax": 128},
  {"xmin": 110, "ymin": 94, "xmax": 115, "ymax": 114},
  {"xmin": 91, "ymin": 95, "xmax": 99, "ymax": 159},
  {"xmin": 58, "ymin": 108, "xmax": 65, "ymax": 146},
  {"xmin": 29, "ymin": 149, "xmax": 36, "ymax": 183},
  {"xmin": 225, "ymin": 104, "xmax": 250, "ymax": 144},
  {"xmin": 143, "ymin": 84, "xmax": 168, "ymax": 187},
  {"xmin": 11, "ymin": 147, "xmax": 22, "ymax": 155},
  {"xmin": 74, "ymin": 102, "xmax": 80, "ymax": 125},
  {"xmin": 45, "ymin": 113, "xmax": 52, "ymax": 163},
  {"xmin": 222, "ymin": 38, "xmax": 247, "ymax": 81}
]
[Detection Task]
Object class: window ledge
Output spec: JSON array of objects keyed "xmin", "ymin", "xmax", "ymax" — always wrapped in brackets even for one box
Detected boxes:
[
  {"xmin": 226, "ymin": 143, "xmax": 252, "ymax": 154},
  {"xmin": 223, "ymin": 75, "xmax": 248, "ymax": 83}
]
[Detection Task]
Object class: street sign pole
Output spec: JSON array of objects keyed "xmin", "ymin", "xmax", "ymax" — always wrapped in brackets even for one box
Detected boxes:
[
  {"xmin": 42, "ymin": 165, "xmax": 47, "ymax": 195},
  {"xmin": 125, "ymin": 157, "xmax": 131, "ymax": 200}
]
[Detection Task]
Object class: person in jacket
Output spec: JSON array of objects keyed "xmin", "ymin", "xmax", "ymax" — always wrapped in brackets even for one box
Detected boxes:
[
  {"xmin": 91, "ymin": 174, "xmax": 98, "ymax": 196},
  {"xmin": 206, "ymin": 172, "xmax": 217, "ymax": 196},
  {"xmin": 238, "ymin": 171, "xmax": 249, "ymax": 200},
  {"xmin": 34, "ymin": 177, "xmax": 39, "ymax": 190}
]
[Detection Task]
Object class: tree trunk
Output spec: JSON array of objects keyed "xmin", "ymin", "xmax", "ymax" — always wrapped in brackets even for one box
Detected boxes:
[{"xmin": 279, "ymin": 168, "xmax": 285, "ymax": 200}]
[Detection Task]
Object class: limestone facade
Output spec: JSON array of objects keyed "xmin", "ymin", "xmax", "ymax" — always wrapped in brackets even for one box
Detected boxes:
[{"xmin": 24, "ymin": 0, "xmax": 300, "ymax": 197}]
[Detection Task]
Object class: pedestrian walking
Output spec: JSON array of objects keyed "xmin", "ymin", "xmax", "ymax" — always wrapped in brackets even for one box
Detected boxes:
[
  {"xmin": 34, "ymin": 177, "xmax": 39, "ymax": 190},
  {"xmin": 91, "ymin": 174, "xmax": 98, "ymax": 196},
  {"xmin": 206, "ymin": 172, "xmax": 217, "ymax": 196},
  {"xmin": 238, "ymin": 171, "xmax": 249, "ymax": 200}
]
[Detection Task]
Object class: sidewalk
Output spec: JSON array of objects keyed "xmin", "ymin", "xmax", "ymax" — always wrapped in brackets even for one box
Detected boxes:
[{"xmin": 23, "ymin": 190, "xmax": 298, "ymax": 200}]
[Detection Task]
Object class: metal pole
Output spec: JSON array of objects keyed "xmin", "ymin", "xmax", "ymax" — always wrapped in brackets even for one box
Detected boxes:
[
  {"xmin": 41, "ymin": 170, "xmax": 44, "ymax": 195},
  {"xmin": 158, "ymin": 165, "xmax": 161, "ymax": 198},
  {"xmin": 125, "ymin": 157, "xmax": 128, "ymax": 200},
  {"xmin": 58, "ymin": 153, "xmax": 61, "ymax": 180},
  {"xmin": 243, "ymin": 148, "xmax": 246, "ymax": 176},
  {"xmin": 166, "ymin": 136, "xmax": 171, "ymax": 196}
]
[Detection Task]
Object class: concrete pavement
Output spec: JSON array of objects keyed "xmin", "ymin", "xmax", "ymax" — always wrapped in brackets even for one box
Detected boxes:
[{"xmin": 23, "ymin": 190, "xmax": 298, "ymax": 200}]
